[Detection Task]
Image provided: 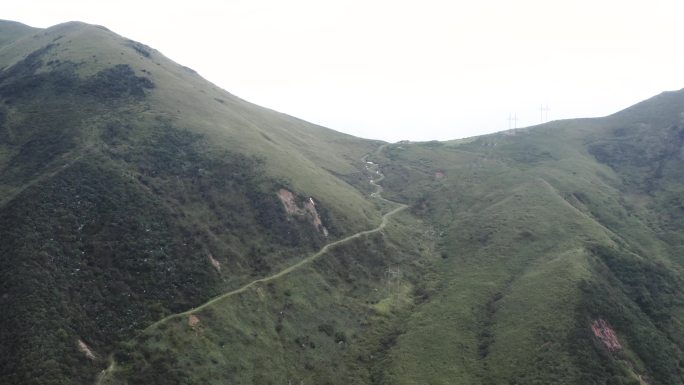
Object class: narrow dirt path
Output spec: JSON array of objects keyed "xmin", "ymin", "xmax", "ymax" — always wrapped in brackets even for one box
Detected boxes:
[
  {"xmin": 144, "ymin": 150, "xmax": 406, "ymax": 331},
  {"xmin": 145, "ymin": 202, "xmax": 407, "ymax": 330},
  {"xmin": 95, "ymin": 356, "xmax": 115, "ymax": 385},
  {"xmin": 96, "ymin": 145, "xmax": 406, "ymax": 383}
]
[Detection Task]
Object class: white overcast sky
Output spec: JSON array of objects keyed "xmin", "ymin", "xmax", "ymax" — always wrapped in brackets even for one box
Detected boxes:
[{"xmin": 4, "ymin": 1, "xmax": 684, "ymax": 141}]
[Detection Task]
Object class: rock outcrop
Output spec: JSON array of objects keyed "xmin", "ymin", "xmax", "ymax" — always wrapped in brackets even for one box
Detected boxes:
[{"xmin": 277, "ymin": 189, "xmax": 329, "ymax": 237}]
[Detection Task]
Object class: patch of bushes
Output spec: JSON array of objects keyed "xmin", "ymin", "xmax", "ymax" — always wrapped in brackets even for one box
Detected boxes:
[
  {"xmin": 127, "ymin": 40, "xmax": 151, "ymax": 58},
  {"xmin": 590, "ymin": 244, "xmax": 683, "ymax": 331},
  {"xmin": 80, "ymin": 64, "xmax": 154, "ymax": 99},
  {"xmin": 334, "ymin": 331, "xmax": 348, "ymax": 344},
  {"xmin": 318, "ymin": 323, "xmax": 335, "ymax": 337},
  {"xmin": 0, "ymin": 157, "xmax": 220, "ymax": 384},
  {"xmin": 0, "ymin": 44, "xmax": 79, "ymax": 101},
  {"xmin": 572, "ymin": 244, "xmax": 684, "ymax": 385}
]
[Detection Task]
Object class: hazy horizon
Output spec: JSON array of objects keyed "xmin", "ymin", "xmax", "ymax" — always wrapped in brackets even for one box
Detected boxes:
[{"xmin": 5, "ymin": 1, "xmax": 684, "ymax": 142}]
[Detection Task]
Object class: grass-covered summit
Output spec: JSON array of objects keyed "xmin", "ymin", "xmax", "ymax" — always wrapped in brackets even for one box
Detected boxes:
[{"xmin": 0, "ymin": 20, "xmax": 382, "ymax": 384}]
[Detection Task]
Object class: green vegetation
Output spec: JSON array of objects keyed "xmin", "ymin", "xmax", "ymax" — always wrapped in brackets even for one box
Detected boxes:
[
  {"xmin": 0, "ymin": 20, "xmax": 382, "ymax": 385},
  {"xmin": 365, "ymin": 100, "xmax": 684, "ymax": 384},
  {"xmin": 578, "ymin": 245, "xmax": 684, "ymax": 385},
  {"xmin": 103, "ymin": 209, "xmax": 434, "ymax": 385},
  {"xmin": 1, "ymin": 19, "xmax": 683, "ymax": 385}
]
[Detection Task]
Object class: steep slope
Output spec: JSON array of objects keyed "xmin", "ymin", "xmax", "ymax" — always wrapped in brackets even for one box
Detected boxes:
[
  {"xmin": 0, "ymin": 20, "xmax": 383, "ymax": 385},
  {"xmin": 370, "ymin": 91, "xmax": 684, "ymax": 385},
  {"xmin": 101, "ymin": 159, "xmax": 421, "ymax": 385}
]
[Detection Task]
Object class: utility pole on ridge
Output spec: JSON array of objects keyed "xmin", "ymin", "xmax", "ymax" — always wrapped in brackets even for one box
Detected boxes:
[
  {"xmin": 508, "ymin": 113, "xmax": 519, "ymax": 129},
  {"xmin": 543, "ymin": 105, "xmax": 550, "ymax": 122},
  {"xmin": 540, "ymin": 105, "xmax": 550, "ymax": 123}
]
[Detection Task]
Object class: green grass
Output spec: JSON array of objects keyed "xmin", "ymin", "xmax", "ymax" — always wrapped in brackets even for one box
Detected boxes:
[
  {"xmin": 1, "ymin": 19, "xmax": 684, "ymax": 385},
  {"xmin": 366, "ymin": 107, "xmax": 684, "ymax": 384},
  {"xmin": 0, "ymin": 20, "xmax": 386, "ymax": 385},
  {"xmin": 104, "ymin": 209, "xmax": 436, "ymax": 385}
]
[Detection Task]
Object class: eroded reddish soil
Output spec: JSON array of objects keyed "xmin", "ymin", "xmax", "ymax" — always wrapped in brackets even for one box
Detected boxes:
[
  {"xmin": 77, "ymin": 339, "xmax": 97, "ymax": 360},
  {"xmin": 591, "ymin": 318, "xmax": 622, "ymax": 352},
  {"xmin": 277, "ymin": 189, "xmax": 328, "ymax": 236}
]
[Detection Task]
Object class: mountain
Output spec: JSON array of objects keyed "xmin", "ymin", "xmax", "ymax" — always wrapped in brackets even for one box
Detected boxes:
[
  {"xmin": 0, "ymin": 20, "xmax": 382, "ymax": 384},
  {"xmin": 371, "ymin": 90, "xmax": 684, "ymax": 385},
  {"xmin": 1, "ymin": 20, "xmax": 683, "ymax": 385}
]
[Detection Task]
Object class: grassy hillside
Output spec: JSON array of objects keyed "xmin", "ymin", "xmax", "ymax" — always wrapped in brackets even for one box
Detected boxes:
[
  {"xmin": 0, "ymin": 20, "xmax": 37, "ymax": 47},
  {"xmin": 0, "ymin": 20, "xmax": 384, "ymax": 385},
  {"xmin": 102, "ymin": 92, "xmax": 684, "ymax": 385},
  {"xmin": 2, "ymin": 19, "xmax": 684, "ymax": 385},
  {"xmin": 368, "ymin": 93, "xmax": 684, "ymax": 384}
]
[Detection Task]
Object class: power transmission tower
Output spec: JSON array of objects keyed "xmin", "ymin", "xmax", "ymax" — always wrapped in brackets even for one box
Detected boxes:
[
  {"xmin": 508, "ymin": 113, "xmax": 518, "ymax": 129},
  {"xmin": 543, "ymin": 105, "xmax": 550, "ymax": 122},
  {"xmin": 540, "ymin": 105, "xmax": 550, "ymax": 123},
  {"xmin": 508, "ymin": 113, "xmax": 519, "ymax": 129}
]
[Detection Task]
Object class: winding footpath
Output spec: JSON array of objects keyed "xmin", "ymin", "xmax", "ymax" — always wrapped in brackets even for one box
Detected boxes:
[
  {"xmin": 96, "ymin": 147, "xmax": 405, "ymax": 384},
  {"xmin": 144, "ymin": 151, "xmax": 405, "ymax": 331},
  {"xmin": 95, "ymin": 358, "xmax": 115, "ymax": 385}
]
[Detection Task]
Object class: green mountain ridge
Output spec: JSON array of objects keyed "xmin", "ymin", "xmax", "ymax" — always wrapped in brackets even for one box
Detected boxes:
[
  {"xmin": 0, "ymin": 20, "xmax": 683, "ymax": 385},
  {"xmin": 0, "ymin": 20, "xmax": 382, "ymax": 384},
  {"xmin": 372, "ymin": 90, "xmax": 684, "ymax": 384}
]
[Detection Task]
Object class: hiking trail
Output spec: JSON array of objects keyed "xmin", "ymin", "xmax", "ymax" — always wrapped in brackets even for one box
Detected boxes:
[{"xmin": 95, "ymin": 145, "xmax": 405, "ymax": 384}]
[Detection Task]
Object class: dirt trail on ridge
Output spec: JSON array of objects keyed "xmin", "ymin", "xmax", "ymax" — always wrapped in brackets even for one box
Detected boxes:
[
  {"xmin": 95, "ymin": 145, "xmax": 406, "ymax": 384},
  {"xmin": 144, "ymin": 150, "xmax": 407, "ymax": 331}
]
